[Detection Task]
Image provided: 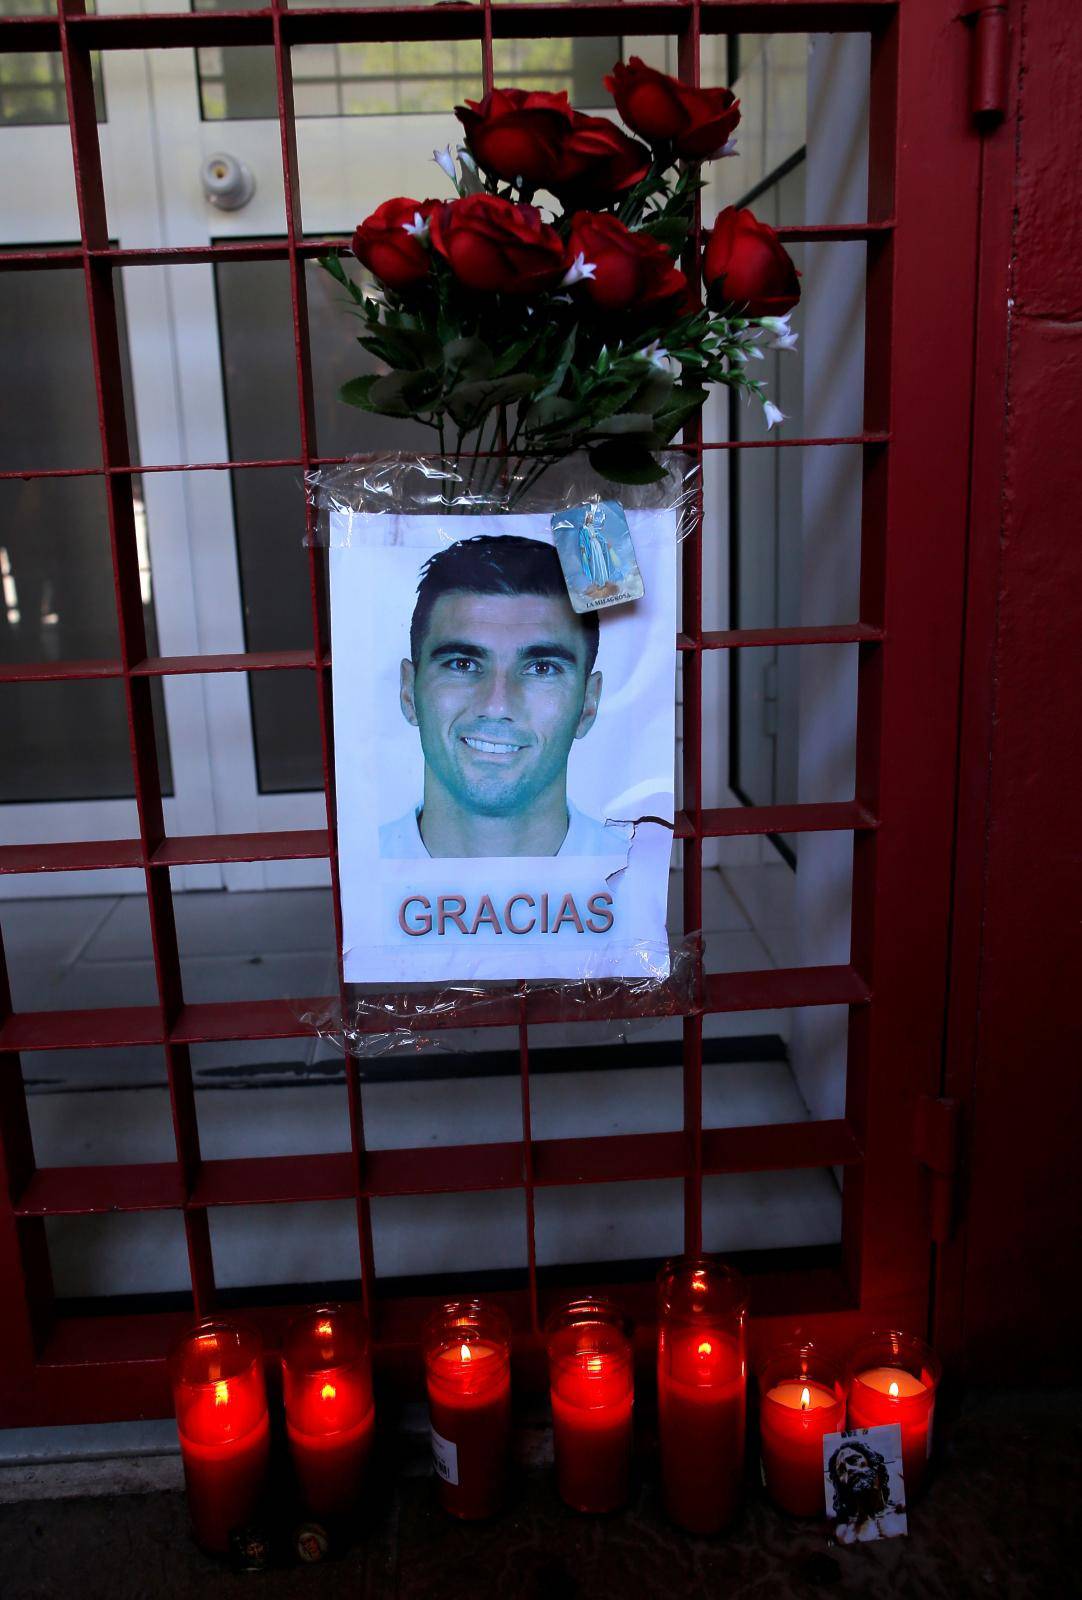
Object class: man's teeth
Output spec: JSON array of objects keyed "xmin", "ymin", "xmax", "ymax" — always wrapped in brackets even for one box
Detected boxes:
[{"xmin": 463, "ymin": 736, "xmax": 523, "ymax": 754}]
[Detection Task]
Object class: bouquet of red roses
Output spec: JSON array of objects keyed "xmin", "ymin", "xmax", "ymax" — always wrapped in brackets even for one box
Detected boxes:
[{"xmin": 322, "ymin": 57, "xmax": 801, "ymax": 487}]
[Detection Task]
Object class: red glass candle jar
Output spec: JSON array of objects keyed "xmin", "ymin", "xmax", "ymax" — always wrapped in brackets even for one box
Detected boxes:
[
  {"xmin": 656, "ymin": 1256, "xmax": 747, "ymax": 1534},
  {"xmin": 546, "ymin": 1298, "xmax": 634, "ymax": 1514},
  {"xmin": 169, "ymin": 1320, "xmax": 271, "ymax": 1555},
  {"xmin": 845, "ymin": 1330, "xmax": 942, "ymax": 1498},
  {"xmin": 422, "ymin": 1299, "xmax": 512, "ymax": 1520},
  {"xmin": 282, "ymin": 1303, "xmax": 375, "ymax": 1521},
  {"xmin": 758, "ymin": 1343, "xmax": 846, "ymax": 1517}
]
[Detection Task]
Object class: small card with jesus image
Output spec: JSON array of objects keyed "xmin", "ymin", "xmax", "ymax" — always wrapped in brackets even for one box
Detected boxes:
[
  {"xmin": 823, "ymin": 1424, "xmax": 908, "ymax": 1545},
  {"xmin": 552, "ymin": 501, "xmax": 645, "ymax": 614}
]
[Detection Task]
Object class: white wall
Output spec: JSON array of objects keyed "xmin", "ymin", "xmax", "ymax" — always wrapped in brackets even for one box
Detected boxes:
[{"xmin": 790, "ymin": 32, "xmax": 870, "ymax": 1121}]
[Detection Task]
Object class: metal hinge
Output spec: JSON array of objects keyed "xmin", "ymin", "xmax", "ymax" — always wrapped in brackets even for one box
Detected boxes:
[
  {"xmin": 914, "ymin": 1095, "xmax": 962, "ymax": 1245},
  {"xmin": 960, "ymin": 2, "xmax": 1009, "ymax": 125}
]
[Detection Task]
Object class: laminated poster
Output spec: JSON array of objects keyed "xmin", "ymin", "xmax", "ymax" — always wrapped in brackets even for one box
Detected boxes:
[{"xmin": 329, "ymin": 505, "xmax": 677, "ymax": 983}]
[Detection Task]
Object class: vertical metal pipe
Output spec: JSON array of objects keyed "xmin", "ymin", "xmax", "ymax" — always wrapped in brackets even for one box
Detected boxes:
[
  {"xmin": 268, "ymin": 0, "xmax": 378, "ymax": 1319},
  {"xmin": 678, "ymin": 4, "xmax": 705, "ymax": 1256}
]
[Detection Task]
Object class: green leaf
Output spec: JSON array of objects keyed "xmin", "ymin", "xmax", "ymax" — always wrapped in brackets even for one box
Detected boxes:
[
  {"xmin": 445, "ymin": 373, "xmax": 536, "ymax": 429},
  {"xmin": 491, "ymin": 325, "xmax": 544, "ymax": 378},
  {"xmin": 319, "ymin": 253, "xmax": 366, "ymax": 305},
  {"xmin": 523, "ymin": 394, "xmax": 581, "ymax": 434},
  {"xmin": 589, "ymin": 439, "xmax": 669, "ymax": 485},
  {"xmin": 630, "ymin": 369, "xmax": 676, "ymax": 415},
  {"xmin": 368, "ymin": 369, "xmax": 442, "ymax": 417},
  {"xmin": 536, "ymin": 325, "xmax": 577, "ymax": 399},
  {"xmin": 359, "ymin": 324, "xmax": 442, "ymax": 371},
  {"xmin": 638, "ymin": 215, "xmax": 691, "ymax": 250},
  {"xmin": 339, "ymin": 374, "xmax": 381, "ymax": 411},
  {"xmin": 653, "ymin": 385, "xmax": 708, "ymax": 442},
  {"xmin": 443, "ymin": 336, "xmax": 494, "ymax": 384},
  {"xmin": 588, "ymin": 412, "xmax": 658, "ymax": 438},
  {"xmin": 582, "ymin": 380, "xmax": 643, "ymax": 425}
]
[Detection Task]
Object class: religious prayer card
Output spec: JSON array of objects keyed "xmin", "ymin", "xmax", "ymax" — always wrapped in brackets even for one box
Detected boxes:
[
  {"xmin": 328, "ymin": 504, "xmax": 677, "ymax": 984},
  {"xmin": 823, "ymin": 1424, "xmax": 908, "ymax": 1545},
  {"xmin": 551, "ymin": 500, "xmax": 645, "ymax": 613}
]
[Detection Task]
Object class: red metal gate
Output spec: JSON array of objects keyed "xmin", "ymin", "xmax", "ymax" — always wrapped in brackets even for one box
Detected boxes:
[{"xmin": 0, "ymin": 0, "xmax": 986, "ymax": 1425}]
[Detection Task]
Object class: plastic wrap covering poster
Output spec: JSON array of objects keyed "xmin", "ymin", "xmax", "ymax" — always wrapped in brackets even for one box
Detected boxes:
[{"xmin": 329, "ymin": 504, "xmax": 677, "ymax": 983}]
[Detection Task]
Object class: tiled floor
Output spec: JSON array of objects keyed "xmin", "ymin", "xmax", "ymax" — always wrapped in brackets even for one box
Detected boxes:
[{"xmin": 2, "ymin": 866, "xmax": 844, "ymax": 1300}]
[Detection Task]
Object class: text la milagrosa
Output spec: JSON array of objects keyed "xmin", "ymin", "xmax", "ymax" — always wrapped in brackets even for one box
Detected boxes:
[{"xmin": 398, "ymin": 890, "xmax": 614, "ymax": 938}]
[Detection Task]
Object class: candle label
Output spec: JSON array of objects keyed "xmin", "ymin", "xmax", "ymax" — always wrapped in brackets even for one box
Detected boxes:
[
  {"xmin": 822, "ymin": 1425, "xmax": 908, "ymax": 1545},
  {"xmin": 430, "ymin": 1425, "xmax": 460, "ymax": 1487}
]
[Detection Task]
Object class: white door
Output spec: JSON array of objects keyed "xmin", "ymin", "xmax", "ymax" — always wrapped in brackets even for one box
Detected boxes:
[
  {"xmin": 138, "ymin": 26, "xmax": 463, "ymax": 891},
  {"xmin": 0, "ymin": 0, "xmax": 222, "ymax": 897},
  {"xmin": 1, "ymin": 10, "xmax": 672, "ymax": 896},
  {"xmin": 136, "ymin": 15, "xmax": 622, "ymax": 890}
]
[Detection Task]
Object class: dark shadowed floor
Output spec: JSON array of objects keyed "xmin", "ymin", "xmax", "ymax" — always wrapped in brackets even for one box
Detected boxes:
[{"xmin": 1, "ymin": 1390, "xmax": 1078, "ymax": 1600}]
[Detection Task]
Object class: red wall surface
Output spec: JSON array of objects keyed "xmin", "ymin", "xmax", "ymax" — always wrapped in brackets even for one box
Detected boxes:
[{"xmin": 944, "ymin": 0, "xmax": 1082, "ymax": 1380}]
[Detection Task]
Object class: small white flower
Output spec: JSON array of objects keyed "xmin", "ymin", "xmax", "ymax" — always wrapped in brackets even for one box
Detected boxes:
[
  {"xmin": 728, "ymin": 347, "xmax": 748, "ymax": 365},
  {"xmin": 455, "ymin": 146, "xmax": 487, "ymax": 195},
  {"xmin": 763, "ymin": 400, "xmax": 786, "ymax": 429},
  {"xmin": 640, "ymin": 338, "xmax": 678, "ymax": 375},
  {"xmin": 747, "ymin": 343, "xmax": 766, "ymax": 360},
  {"xmin": 433, "ymin": 145, "xmax": 457, "ymax": 181},
  {"xmin": 757, "ymin": 313, "xmax": 799, "ymax": 351},
  {"xmin": 401, "ymin": 211, "xmax": 430, "ymax": 242},
  {"xmin": 560, "ymin": 252, "xmax": 597, "ymax": 288},
  {"xmin": 713, "ymin": 138, "xmax": 739, "ymax": 158}
]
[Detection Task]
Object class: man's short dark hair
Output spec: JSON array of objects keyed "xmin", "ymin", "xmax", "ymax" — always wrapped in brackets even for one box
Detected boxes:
[{"xmin": 410, "ymin": 535, "xmax": 600, "ymax": 673}]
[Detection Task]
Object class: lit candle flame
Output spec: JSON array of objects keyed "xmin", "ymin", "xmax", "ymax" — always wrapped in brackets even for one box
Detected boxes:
[
  {"xmin": 800, "ymin": 1386, "xmax": 811, "ymax": 1410},
  {"xmin": 460, "ymin": 1343, "xmax": 472, "ymax": 1365},
  {"xmin": 321, "ymin": 1381, "xmax": 336, "ymax": 1402},
  {"xmin": 697, "ymin": 1340, "xmax": 713, "ymax": 1358},
  {"xmin": 889, "ymin": 1379, "xmax": 900, "ymax": 1399},
  {"xmin": 316, "ymin": 1320, "xmax": 334, "ymax": 1338},
  {"xmin": 213, "ymin": 1381, "xmax": 230, "ymax": 1408},
  {"xmin": 586, "ymin": 1355, "xmax": 603, "ymax": 1375}
]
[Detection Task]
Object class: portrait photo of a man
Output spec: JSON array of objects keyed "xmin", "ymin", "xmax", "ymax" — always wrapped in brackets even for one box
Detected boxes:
[
  {"xmin": 327, "ymin": 497, "xmax": 677, "ymax": 984},
  {"xmin": 381, "ymin": 535, "xmax": 621, "ymax": 860}
]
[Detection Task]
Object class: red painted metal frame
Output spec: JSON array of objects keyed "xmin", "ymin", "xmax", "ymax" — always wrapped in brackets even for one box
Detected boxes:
[{"xmin": 0, "ymin": 0, "xmax": 986, "ymax": 1425}]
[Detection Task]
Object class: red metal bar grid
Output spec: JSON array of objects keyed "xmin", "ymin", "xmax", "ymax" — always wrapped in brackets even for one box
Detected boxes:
[{"xmin": 0, "ymin": 0, "xmax": 985, "ymax": 1422}]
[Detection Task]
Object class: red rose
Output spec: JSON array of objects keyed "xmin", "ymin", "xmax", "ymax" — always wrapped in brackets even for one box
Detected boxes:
[
  {"xmin": 551, "ymin": 112, "xmax": 651, "ymax": 206},
  {"xmin": 455, "ymin": 88, "xmax": 575, "ymax": 187},
  {"xmin": 605, "ymin": 57, "xmax": 741, "ymax": 160},
  {"xmin": 430, "ymin": 195, "xmax": 569, "ymax": 296},
  {"xmin": 702, "ymin": 206, "xmax": 801, "ymax": 316},
  {"xmin": 351, "ymin": 197, "xmax": 439, "ymax": 292},
  {"xmin": 567, "ymin": 211, "xmax": 689, "ymax": 316},
  {"xmin": 457, "ymin": 89, "xmax": 650, "ymax": 205}
]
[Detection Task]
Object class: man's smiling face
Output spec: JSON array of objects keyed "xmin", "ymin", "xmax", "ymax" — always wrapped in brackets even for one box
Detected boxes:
[{"xmin": 400, "ymin": 591, "xmax": 601, "ymax": 819}]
